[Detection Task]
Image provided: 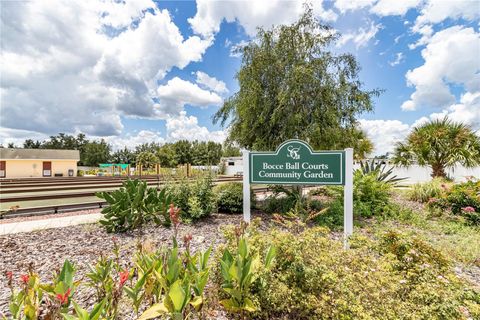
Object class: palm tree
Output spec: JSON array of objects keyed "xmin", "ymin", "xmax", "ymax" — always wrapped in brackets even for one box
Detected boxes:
[{"xmin": 392, "ymin": 117, "xmax": 480, "ymax": 178}]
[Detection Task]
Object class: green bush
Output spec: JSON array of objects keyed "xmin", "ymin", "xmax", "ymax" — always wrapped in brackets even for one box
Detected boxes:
[
  {"xmin": 165, "ymin": 174, "xmax": 216, "ymax": 221},
  {"xmin": 353, "ymin": 170, "xmax": 392, "ymax": 218},
  {"xmin": 214, "ymin": 224, "xmax": 479, "ymax": 319},
  {"xmin": 214, "ymin": 182, "xmax": 254, "ymax": 214},
  {"xmin": 96, "ymin": 179, "xmax": 172, "ymax": 232},
  {"xmin": 429, "ymin": 180, "xmax": 480, "ymax": 225},
  {"xmin": 408, "ymin": 178, "xmax": 447, "ymax": 203}
]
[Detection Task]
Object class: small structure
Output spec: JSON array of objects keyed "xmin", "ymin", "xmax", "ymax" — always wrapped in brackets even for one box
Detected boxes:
[
  {"xmin": 0, "ymin": 148, "xmax": 80, "ymax": 178},
  {"xmin": 220, "ymin": 156, "xmax": 243, "ymax": 176}
]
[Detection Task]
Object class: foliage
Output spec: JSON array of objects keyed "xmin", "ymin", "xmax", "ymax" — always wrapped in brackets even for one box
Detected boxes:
[
  {"xmin": 213, "ymin": 223, "xmax": 479, "ymax": 319},
  {"xmin": 407, "ymin": 178, "xmax": 447, "ymax": 203},
  {"xmin": 214, "ymin": 7, "xmax": 380, "ymax": 150},
  {"xmin": 353, "ymin": 170, "xmax": 393, "ymax": 218},
  {"xmin": 96, "ymin": 179, "xmax": 172, "ymax": 232},
  {"xmin": 5, "ymin": 260, "xmax": 78, "ymax": 319},
  {"xmin": 357, "ymin": 159, "xmax": 407, "ymax": 185},
  {"xmin": 165, "ymin": 174, "xmax": 216, "ymax": 221},
  {"xmin": 393, "ymin": 117, "xmax": 480, "ymax": 178},
  {"xmin": 428, "ymin": 179, "xmax": 480, "ymax": 225},
  {"xmin": 136, "ymin": 151, "xmax": 159, "ymax": 170},
  {"xmin": 110, "ymin": 147, "xmax": 136, "ymax": 165},
  {"xmin": 81, "ymin": 140, "xmax": 111, "ymax": 167},
  {"xmin": 135, "ymin": 241, "xmax": 212, "ymax": 319},
  {"xmin": 222, "ymin": 142, "xmax": 241, "ymax": 157},
  {"xmin": 219, "ymin": 236, "xmax": 276, "ymax": 314},
  {"xmin": 214, "ymin": 182, "xmax": 251, "ymax": 214}
]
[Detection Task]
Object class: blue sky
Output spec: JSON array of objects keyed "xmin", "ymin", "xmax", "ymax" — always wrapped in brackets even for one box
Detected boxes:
[{"xmin": 1, "ymin": 0, "xmax": 479, "ymax": 155}]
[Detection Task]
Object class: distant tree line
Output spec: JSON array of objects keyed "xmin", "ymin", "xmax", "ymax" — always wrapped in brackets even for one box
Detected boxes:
[{"xmin": 5, "ymin": 133, "xmax": 240, "ymax": 167}]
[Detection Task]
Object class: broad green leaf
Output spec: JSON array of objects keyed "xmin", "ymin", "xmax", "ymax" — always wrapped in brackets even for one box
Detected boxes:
[
  {"xmin": 138, "ymin": 303, "xmax": 168, "ymax": 320},
  {"xmin": 168, "ymin": 280, "xmax": 186, "ymax": 312}
]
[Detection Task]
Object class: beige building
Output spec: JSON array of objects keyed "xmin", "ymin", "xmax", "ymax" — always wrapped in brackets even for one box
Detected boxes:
[{"xmin": 0, "ymin": 148, "xmax": 80, "ymax": 178}]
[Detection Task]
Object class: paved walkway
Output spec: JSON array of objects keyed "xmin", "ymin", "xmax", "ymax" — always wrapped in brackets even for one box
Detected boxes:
[{"xmin": 0, "ymin": 213, "xmax": 102, "ymax": 235}]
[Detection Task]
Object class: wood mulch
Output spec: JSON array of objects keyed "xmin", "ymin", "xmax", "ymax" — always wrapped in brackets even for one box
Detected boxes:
[{"xmin": 0, "ymin": 211, "xmax": 273, "ymax": 319}]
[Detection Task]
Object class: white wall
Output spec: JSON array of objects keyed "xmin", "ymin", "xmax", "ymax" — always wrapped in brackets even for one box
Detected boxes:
[{"xmin": 227, "ymin": 158, "xmax": 479, "ymax": 184}]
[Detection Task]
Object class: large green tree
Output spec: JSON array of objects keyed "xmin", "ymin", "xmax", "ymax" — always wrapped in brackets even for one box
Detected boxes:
[
  {"xmin": 392, "ymin": 117, "xmax": 480, "ymax": 178},
  {"xmin": 82, "ymin": 140, "xmax": 111, "ymax": 166},
  {"xmin": 111, "ymin": 147, "xmax": 136, "ymax": 164},
  {"xmin": 214, "ymin": 7, "xmax": 380, "ymax": 151},
  {"xmin": 136, "ymin": 151, "xmax": 159, "ymax": 170}
]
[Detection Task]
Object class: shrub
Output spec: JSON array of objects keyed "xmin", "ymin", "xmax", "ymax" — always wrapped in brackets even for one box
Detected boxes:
[
  {"xmin": 408, "ymin": 178, "xmax": 447, "ymax": 203},
  {"xmin": 213, "ymin": 223, "xmax": 479, "ymax": 319},
  {"xmin": 166, "ymin": 174, "xmax": 216, "ymax": 221},
  {"xmin": 353, "ymin": 170, "xmax": 392, "ymax": 218},
  {"xmin": 214, "ymin": 182, "xmax": 254, "ymax": 214},
  {"xmin": 96, "ymin": 179, "xmax": 172, "ymax": 232},
  {"xmin": 429, "ymin": 180, "xmax": 480, "ymax": 225}
]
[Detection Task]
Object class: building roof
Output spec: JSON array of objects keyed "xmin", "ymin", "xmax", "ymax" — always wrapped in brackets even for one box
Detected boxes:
[{"xmin": 0, "ymin": 148, "xmax": 80, "ymax": 160}]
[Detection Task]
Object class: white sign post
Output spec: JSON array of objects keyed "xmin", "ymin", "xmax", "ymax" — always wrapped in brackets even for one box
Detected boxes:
[
  {"xmin": 242, "ymin": 150, "xmax": 251, "ymax": 223},
  {"xmin": 343, "ymin": 148, "xmax": 353, "ymax": 249}
]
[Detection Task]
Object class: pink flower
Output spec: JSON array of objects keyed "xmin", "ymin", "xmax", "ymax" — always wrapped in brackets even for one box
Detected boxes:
[
  {"xmin": 169, "ymin": 203, "xmax": 180, "ymax": 227},
  {"xmin": 5, "ymin": 271, "xmax": 13, "ymax": 281},
  {"xmin": 427, "ymin": 198, "xmax": 438, "ymax": 204},
  {"xmin": 462, "ymin": 206, "xmax": 476, "ymax": 213}
]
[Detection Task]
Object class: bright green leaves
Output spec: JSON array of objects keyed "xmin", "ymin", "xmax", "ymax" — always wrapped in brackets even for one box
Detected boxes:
[
  {"xmin": 219, "ymin": 237, "xmax": 276, "ymax": 313},
  {"xmin": 97, "ymin": 178, "xmax": 172, "ymax": 232},
  {"xmin": 214, "ymin": 6, "xmax": 380, "ymax": 151}
]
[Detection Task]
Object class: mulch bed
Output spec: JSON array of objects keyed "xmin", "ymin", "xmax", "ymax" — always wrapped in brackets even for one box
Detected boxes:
[{"xmin": 0, "ymin": 211, "xmax": 273, "ymax": 319}]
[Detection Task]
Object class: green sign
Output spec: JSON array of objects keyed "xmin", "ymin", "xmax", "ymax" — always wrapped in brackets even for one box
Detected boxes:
[{"xmin": 249, "ymin": 140, "xmax": 345, "ymax": 185}]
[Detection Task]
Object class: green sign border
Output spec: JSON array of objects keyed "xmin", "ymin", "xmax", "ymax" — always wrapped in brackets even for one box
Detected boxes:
[{"xmin": 249, "ymin": 139, "xmax": 345, "ymax": 185}]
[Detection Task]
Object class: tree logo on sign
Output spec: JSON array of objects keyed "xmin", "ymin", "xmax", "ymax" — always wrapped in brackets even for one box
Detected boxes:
[{"xmin": 287, "ymin": 145, "xmax": 301, "ymax": 160}]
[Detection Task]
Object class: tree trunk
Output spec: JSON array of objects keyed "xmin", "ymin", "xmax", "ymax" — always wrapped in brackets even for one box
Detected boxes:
[{"xmin": 431, "ymin": 163, "xmax": 446, "ymax": 178}]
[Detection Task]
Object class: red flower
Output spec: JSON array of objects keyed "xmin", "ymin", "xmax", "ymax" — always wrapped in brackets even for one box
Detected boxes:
[
  {"xmin": 20, "ymin": 274, "xmax": 29, "ymax": 284},
  {"xmin": 5, "ymin": 271, "xmax": 13, "ymax": 281},
  {"xmin": 462, "ymin": 206, "xmax": 476, "ymax": 213},
  {"xmin": 119, "ymin": 270, "xmax": 129, "ymax": 287},
  {"xmin": 56, "ymin": 288, "xmax": 71, "ymax": 305}
]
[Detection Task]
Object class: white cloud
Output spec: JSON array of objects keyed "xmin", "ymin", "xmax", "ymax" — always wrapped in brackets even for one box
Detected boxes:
[
  {"xmin": 0, "ymin": 128, "xmax": 48, "ymax": 147},
  {"xmin": 106, "ymin": 130, "xmax": 165, "ymax": 151},
  {"xmin": 408, "ymin": 24, "xmax": 433, "ymax": 49},
  {"xmin": 362, "ymin": 91, "xmax": 480, "ymax": 155},
  {"xmin": 359, "ymin": 119, "xmax": 410, "ymax": 155},
  {"xmin": 414, "ymin": 0, "xmax": 480, "ymax": 30},
  {"xmin": 411, "ymin": 91, "xmax": 480, "ymax": 131},
  {"xmin": 370, "ymin": 0, "xmax": 421, "ymax": 16},
  {"xmin": 389, "ymin": 52, "xmax": 404, "ymax": 66},
  {"xmin": 166, "ymin": 111, "xmax": 226, "ymax": 143},
  {"xmin": 188, "ymin": 0, "xmax": 337, "ymax": 37},
  {"xmin": 100, "ymin": 0, "xmax": 153, "ymax": 28},
  {"xmin": 401, "ymin": 26, "xmax": 480, "ymax": 111},
  {"xmin": 335, "ymin": 0, "xmax": 376, "ymax": 13},
  {"xmin": 335, "ymin": 0, "xmax": 419, "ymax": 15},
  {"xmin": 156, "ymin": 77, "xmax": 223, "ymax": 116},
  {"xmin": 0, "ymin": 1, "xmax": 213, "ymax": 137},
  {"xmin": 337, "ymin": 21, "xmax": 381, "ymax": 48},
  {"xmin": 194, "ymin": 71, "xmax": 229, "ymax": 94}
]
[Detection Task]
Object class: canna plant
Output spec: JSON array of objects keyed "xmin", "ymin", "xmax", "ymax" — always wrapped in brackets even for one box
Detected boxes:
[
  {"xmin": 61, "ymin": 300, "xmax": 106, "ymax": 320},
  {"xmin": 219, "ymin": 237, "xmax": 276, "ymax": 314}
]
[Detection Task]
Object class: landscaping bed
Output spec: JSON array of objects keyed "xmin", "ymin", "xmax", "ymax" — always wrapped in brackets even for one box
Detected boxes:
[{"xmin": 0, "ymin": 212, "xmax": 271, "ymax": 319}]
